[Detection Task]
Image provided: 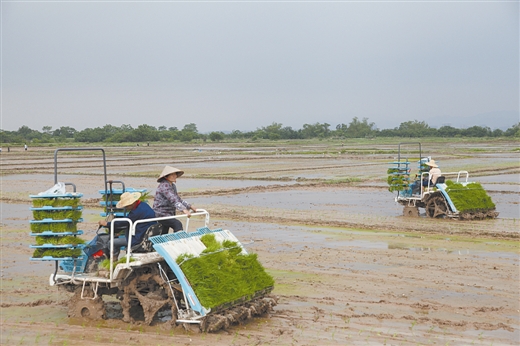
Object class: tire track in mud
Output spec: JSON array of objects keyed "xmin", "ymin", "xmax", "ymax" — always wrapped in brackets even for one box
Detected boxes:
[{"xmin": 0, "ymin": 299, "xmax": 63, "ymax": 308}]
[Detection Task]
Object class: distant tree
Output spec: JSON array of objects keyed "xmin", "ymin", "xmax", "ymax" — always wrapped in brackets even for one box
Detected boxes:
[
  {"xmin": 133, "ymin": 124, "xmax": 159, "ymax": 142},
  {"xmin": 461, "ymin": 126, "xmax": 491, "ymax": 137},
  {"xmin": 504, "ymin": 123, "xmax": 520, "ymax": 137},
  {"xmin": 180, "ymin": 131, "xmax": 195, "ymax": 142},
  {"xmin": 280, "ymin": 126, "xmax": 300, "ymax": 139},
  {"xmin": 177, "ymin": 123, "xmax": 199, "ymax": 142},
  {"xmin": 228, "ymin": 130, "xmax": 244, "ymax": 139},
  {"xmin": 397, "ymin": 120, "xmax": 432, "ymax": 137},
  {"xmin": 183, "ymin": 123, "xmax": 198, "ymax": 133},
  {"xmin": 42, "ymin": 126, "xmax": 53, "ymax": 134},
  {"xmin": 120, "ymin": 124, "xmax": 134, "ymax": 132},
  {"xmin": 53, "ymin": 126, "xmax": 77, "ymax": 139},
  {"xmin": 75, "ymin": 127, "xmax": 106, "ymax": 142},
  {"xmin": 256, "ymin": 122, "xmax": 293, "ymax": 140},
  {"xmin": 301, "ymin": 122, "xmax": 331, "ymax": 138},
  {"xmin": 437, "ymin": 126, "xmax": 460, "ymax": 137},
  {"xmin": 344, "ymin": 117, "xmax": 376, "ymax": 138},
  {"xmin": 209, "ymin": 131, "xmax": 224, "ymax": 142},
  {"xmin": 492, "ymin": 129, "xmax": 504, "ymax": 137},
  {"xmin": 17, "ymin": 125, "xmax": 37, "ymax": 139},
  {"xmin": 0, "ymin": 130, "xmax": 22, "ymax": 143},
  {"xmin": 377, "ymin": 128, "xmax": 398, "ymax": 137}
]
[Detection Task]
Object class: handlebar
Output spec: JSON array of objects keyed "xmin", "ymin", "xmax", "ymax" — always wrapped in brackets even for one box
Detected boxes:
[{"xmin": 105, "ymin": 209, "xmax": 210, "ymax": 277}]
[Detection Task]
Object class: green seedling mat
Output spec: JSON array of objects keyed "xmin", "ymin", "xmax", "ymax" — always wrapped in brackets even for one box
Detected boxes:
[
  {"xmin": 445, "ymin": 180, "xmax": 496, "ymax": 213},
  {"xmin": 177, "ymin": 234, "xmax": 275, "ymax": 309}
]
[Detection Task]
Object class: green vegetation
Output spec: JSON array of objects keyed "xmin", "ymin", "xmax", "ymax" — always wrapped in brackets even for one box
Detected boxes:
[
  {"xmin": 323, "ymin": 177, "xmax": 361, "ymax": 184},
  {"xmin": 445, "ymin": 180, "xmax": 496, "ymax": 213},
  {"xmin": 99, "ymin": 257, "xmax": 134, "ymax": 269},
  {"xmin": 35, "ymin": 236, "xmax": 85, "ymax": 246},
  {"xmin": 387, "ymin": 168, "xmax": 410, "ymax": 192},
  {"xmin": 32, "ymin": 198, "xmax": 80, "ymax": 208},
  {"xmin": 176, "ymin": 234, "xmax": 275, "ymax": 309},
  {"xmin": 2, "ymin": 119, "xmax": 518, "ymax": 144},
  {"xmin": 32, "ymin": 209, "xmax": 82, "ymax": 221},
  {"xmin": 30, "ymin": 222, "xmax": 78, "ymax": 233},
  {"xmin": 32, "ymin": 248, "xmax": 82, "ymax": 258}
]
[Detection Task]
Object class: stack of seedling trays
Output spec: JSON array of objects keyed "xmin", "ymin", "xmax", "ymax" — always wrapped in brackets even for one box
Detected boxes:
[
  {"xmin": 99, "ymin": 187, "xmax": 146, "ymax": 218},
  {"xmin": 387, "ymin": 160, "xmax": 410, "ymax": 193},
  {"xmin": 29, "ymin": 193, "xmax": 87, "ymax": 272}
]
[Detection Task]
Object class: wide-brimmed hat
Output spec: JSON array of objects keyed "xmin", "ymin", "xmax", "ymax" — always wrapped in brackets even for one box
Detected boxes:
[
  {"xmin": 116, "ymin": 192, "xmax": 141, "ymax": 208},
  {"xmin": 425, "ymin": 160, "xmax": 438, "ymax": 168},
  {"xmin": 157, "ymin": 166, "xmax": 184, "ymax": 182}
]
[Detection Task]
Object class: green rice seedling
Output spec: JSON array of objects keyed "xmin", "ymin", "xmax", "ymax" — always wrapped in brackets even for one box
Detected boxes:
[
  {"xmin": 35, "ymin": 236, "xmax": 85, "ymax": 246},
  {"xmin": 32, "ymin": 198, "xmax": 55, "ymax": 207},
  {"xmin": 445, "ymin": 181, "xmax": 496, "ymax": 212},
  {"xmin": 32, "ymin": 197, "xmax": 81, "ymax": 208},
  {"xmin": 30, "ymin": 223, "xmax": 46, "ymax": 233},
  {"xmin": 200, "ymin": 233, "xmax": 221, "ymax": 252},
  {"xmin": 54, "ymin": 198, "xmax": 80, "ymax": 208},
  {"xmin": 99, "ymin": 257, "xmax": 135, "ymax": 270},
  {"xmin": 32, "ymin": 248, "xmax": 82, "ymax": 258},
  {"xmin": 50, "ymin": 222, "xmax": 78, "ymax": 233},
  {"xmin": 387, "ymin": 167, "xmax": 410, "ymax": 192},
  {"xmin": 32, "ymin": 222, "xmax": 77, "ymax": 233},
  {"xmin": 63, "ymin": 209, "xmax": 82, "ymax": 221},
  {"xmin": 139, "ymin": 191, "xmax": 150, "ymax": 203},
  {"xmin": 176, "ymin": 233, "xmax": 274, "ymax": 310},
  {"xmin": 32, "ymin": 210, "xmax": 48, "ymax": 220},
  {"xmin": 32, "ymin": 209, "xmax": 81, "ymax": 221}
]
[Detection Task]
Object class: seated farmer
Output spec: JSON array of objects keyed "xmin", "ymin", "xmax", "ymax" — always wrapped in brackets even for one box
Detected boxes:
[
  {"xmin": 422, "ymin": 160, "xmax": 442, "ymax": 187},
  {"xmin": 411, "ymin": 159, "xmax": 442, "ymax": 194},
  {"xmin": 98, "ymin": 192, "xmax": 156, "ymax": 258}
]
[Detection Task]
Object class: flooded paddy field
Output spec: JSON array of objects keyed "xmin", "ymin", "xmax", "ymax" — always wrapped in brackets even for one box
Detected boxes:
[{"xmin": 1, "ymin": 139, "xmax": 519, "ymax": 345}]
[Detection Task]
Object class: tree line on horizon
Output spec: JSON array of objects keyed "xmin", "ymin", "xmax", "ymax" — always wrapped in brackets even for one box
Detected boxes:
[{"xmin": 1, "ymin": 118, "xmax": 519, "ymax": 144}]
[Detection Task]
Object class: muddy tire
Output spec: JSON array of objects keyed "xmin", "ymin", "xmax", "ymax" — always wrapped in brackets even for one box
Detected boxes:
[
  {"xmin": 68, "ymin": 290, "xmax": 106, "ymax": 320},
  {"xmin": 121, "ymin": 267, "xmax": 175, "ymax": 325},
  {"xmin": 425, "ymin": 195, "xmax": 448, "ymax": 218},
  {"xmin": 403, "ymin": 206, "xmax": 419, "ymax": 217}
]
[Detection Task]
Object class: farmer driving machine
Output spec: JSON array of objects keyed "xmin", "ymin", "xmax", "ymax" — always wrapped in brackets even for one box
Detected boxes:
[
  {"xmin": 388, "ymin": 143, "xmax": 498, "ymax": 219},
  {"xmin": 29, "ymin": 148, "xmax": 276, "ymax": 332}
]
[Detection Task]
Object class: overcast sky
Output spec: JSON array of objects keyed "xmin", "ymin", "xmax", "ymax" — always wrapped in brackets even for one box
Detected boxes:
[{"xmin": 1, "ymin": 0, "xmax": 518, "ymax": 133}]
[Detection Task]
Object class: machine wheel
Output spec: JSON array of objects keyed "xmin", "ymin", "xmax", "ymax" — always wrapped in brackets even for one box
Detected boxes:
[
  {"xmin": 121, "ymin": 269, "xmax": 176, "ymax": 325},
  {"xmin": 425, "ymin": 195, "xmax": 448, "ymax": 218},
  {"xmin": 403, "ymin": 206, "xmax": 419, "ymax": 217},
  {"xmin": 68, "ymin": 289, "xmax": 106, "ymax": 320}
]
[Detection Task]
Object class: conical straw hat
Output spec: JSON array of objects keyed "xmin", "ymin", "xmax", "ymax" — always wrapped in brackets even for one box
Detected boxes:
[{"xmin": 157, "ymin": 166, "xmax": 184, "ymax": 182}]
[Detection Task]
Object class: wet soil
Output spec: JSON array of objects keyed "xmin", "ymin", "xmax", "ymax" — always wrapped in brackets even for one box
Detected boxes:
[{"xmin": 1, "ymin": 140, "xmax": 519, "ymax": 345}]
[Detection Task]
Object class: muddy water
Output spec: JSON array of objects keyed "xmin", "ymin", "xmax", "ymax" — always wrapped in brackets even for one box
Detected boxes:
[
  {"xmin": 1, "ymin": 174, "xmax": 295, "ymax": 199},
  {"xmin": 227, "ymin": 221, "xmax": 519, "ymax": 264},
  {"xmin": 191, "ymin": 186, "xmax": 519, "ymax": 219},
  {"xmin": 2, "ymin": 143, "xmax": 519, "ymax": 346}
]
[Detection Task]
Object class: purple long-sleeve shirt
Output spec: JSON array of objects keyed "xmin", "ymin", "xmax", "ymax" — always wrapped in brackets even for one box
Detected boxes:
[{"xmin": 153, "ymin": 180, "xmax": 191, "ymax": 217}]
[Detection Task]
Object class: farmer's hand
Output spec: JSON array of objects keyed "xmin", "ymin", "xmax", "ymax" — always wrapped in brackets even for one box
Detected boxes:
[{"xmin": 183, "ymin": 209, "xmax": 191, "ymax": 218}]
